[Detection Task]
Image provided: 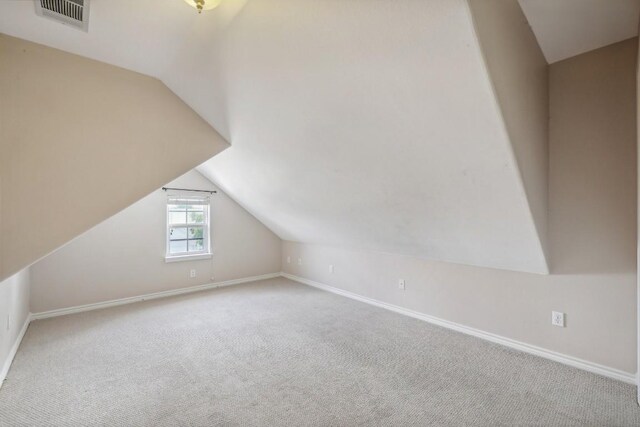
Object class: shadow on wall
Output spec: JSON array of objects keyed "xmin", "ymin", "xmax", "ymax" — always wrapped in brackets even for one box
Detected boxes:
[{"xmin": 547, "ymin": 38, "xmax": 637, "ymax": 275}]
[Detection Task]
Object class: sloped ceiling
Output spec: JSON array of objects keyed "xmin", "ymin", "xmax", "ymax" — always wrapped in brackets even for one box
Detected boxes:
[
  {"xmin": 0, "ymin": 0, "xmax": 549, "ymax": 273},
  {"xmin": 0, "ymin": 34, "xmax": 228, "ymax": 282},
  {"xmin": 519, "ymin": 0, "xmax": 640, "ymax": 63}
]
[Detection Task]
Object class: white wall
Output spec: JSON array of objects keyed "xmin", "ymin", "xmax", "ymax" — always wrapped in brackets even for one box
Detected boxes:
[
  {"xmin": 29, "ymin": 170, "xmax": 281, "ymax": 313},
  {"xmin": 283, "ymin": 38, "xmax": 638, "ymax": 375},
  {"xmin": 194, "ymin": 0, "xmax": 550, "ymax": 274},
  {"xmin": 0, "ymin": 268, "xmax": 30, "ymax": 384}
]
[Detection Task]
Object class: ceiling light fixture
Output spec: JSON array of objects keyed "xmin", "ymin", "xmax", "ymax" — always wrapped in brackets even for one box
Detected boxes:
[{"xmin": 183, "ymin": 0, "xmax": 221, "ymax": 14}]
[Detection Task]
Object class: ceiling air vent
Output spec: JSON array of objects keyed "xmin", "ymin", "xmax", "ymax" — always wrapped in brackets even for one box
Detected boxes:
[{"xmin": 35, "ymin": 0, "xmax": 90, "ymax": 32}]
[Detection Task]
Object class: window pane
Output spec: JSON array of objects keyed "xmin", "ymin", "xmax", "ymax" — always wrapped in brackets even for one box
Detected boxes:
[
  {"xmin": 170, "ymin": 227, "xmax": 187, "ymax": 240},
  {"xmin": 188, "ymin": 239, "xmax": 204, "ymax": 252},
  {"xmin": 169, "ymin": 211, "xmax": 187, "ymax": 224},
  {"xmin": 167, "ymin": 199, "xmax": 208, "ymax": 257},
  {"xmin": 188, "ymin": 227, "xmax": 203, "ymax": 239},
  {"xmin": 187, "ymin": 211, "xmax": 205, "ymax": 224},
  {"xmin": 169, "ymin": 240, "xmax": 187, "ymax": 254},
  {"xmin": 169, "ymin": 204, "xmax": 189, "ymax": 210}
]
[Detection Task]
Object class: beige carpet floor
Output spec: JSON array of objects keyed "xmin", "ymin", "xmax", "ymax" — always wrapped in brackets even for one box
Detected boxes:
[{"xmin": 0, "ymin": 277, "xmax": 638, "ymax": 426}]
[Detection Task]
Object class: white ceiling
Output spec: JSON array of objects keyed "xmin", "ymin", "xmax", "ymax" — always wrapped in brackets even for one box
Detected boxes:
[
  {"xmin": 519, "ymin": 0, "xmax": 640, "ymax": 63},
  {"xmin": 0, "ymin": 0, "xmax": 551, "ymax": 273},
  {"xmin": 1, "ymin": 1, "xmax": 174, "ymax": 77}
]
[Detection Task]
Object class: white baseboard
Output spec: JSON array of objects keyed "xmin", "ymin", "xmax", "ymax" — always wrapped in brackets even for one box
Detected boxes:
[
  {"xmin": 3, "ymin": 273, "xmax": 280, "ymax": 388},
  {"xmin": 19, "ymin": 271, "xmax": 639, "ymax": 386},
  {"xmin": 31, "ymin": 272, "xmax": 281, "ymax": 320},
  {"xmin": 0, "ymin": 313, "xmax": 32, "ymax": 390},
  {"xmin": 281, "ymin": 272, "xmax": 637, "ymax": 385}
]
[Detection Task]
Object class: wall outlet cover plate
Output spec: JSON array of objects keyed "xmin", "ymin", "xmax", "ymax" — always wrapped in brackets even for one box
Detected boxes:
[{"xmin": 551, "ymin": 311, "xmax": 565, "ymax": 327}]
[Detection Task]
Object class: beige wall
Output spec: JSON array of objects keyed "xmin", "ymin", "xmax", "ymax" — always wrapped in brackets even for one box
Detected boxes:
[
  {"xmin": 30, "ymin": 170, "xmax": 282, "ymax": 313},
  {"xmin": 637, "ymin": 28, "xmax": 640, "ymax": 402},
  {"xmin": 283, "ymin": 38, "xmax": 638, "ymax": 374},
  {"xmin": 468, "ymin": 0, "xmax": 550, "ymax": 261},
  {"xmin": 0, "ymin": 268, "xmax": 30, "ymax": 382},
  {"xmin": 0, "ymin": 34, "xmax": 229, "ymax": 283}
]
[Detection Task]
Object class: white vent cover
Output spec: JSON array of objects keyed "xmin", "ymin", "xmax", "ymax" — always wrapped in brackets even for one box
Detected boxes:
[{"xmin": 35, "ymin": 0, "xmax": 90, "ymax": 32}]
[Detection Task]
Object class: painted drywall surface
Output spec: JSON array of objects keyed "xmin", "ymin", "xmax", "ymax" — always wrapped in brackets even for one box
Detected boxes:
[
  {"xmin": 0, "ymin": 268, "xmax": 30, "ymax": 377},
  {"xmin": 637, "ymin": 27, "xmax": 640, "ymax": 404},
  {"xmin": 468, "ymin": 0, "xmax": 549, "ymax": 261},
  {"xmin": 519, "ymin": 0, "xmax": 640, "ymax": 64},
  {"xmin": 283, "ymin": 39, "xmax": 638, "ymax": 374},
  {"xmin": 0, "ymin": 0, "xmax": 231, "ymax": 79},
  {"xmin": 0, "ymin": 34, "xmax": 229, "ymax": 283},
  {"xmin": 550, "ymin": 38, "xmax": 637, "ymax": 276},
  {"xmin": 0, "ymin": 1, "xmax": 550, "ymax": 273},
  {"xmin": 189, "ymin": 0, "xmax": 548, "ymax": 274},
  {"xmin": 29, "ymin": 171, "xmax": 281, "ymax": 313}
]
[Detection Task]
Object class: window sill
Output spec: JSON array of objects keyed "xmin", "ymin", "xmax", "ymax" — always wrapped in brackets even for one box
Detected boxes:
[{"xmin": 165, "ymin": 253, "xmax": 212, "ymax": 263}]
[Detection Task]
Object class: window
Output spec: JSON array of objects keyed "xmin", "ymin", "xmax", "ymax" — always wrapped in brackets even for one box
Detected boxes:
[{"xmin": 166, "ymin": 196, "xmax": 211, "ymax": 261}]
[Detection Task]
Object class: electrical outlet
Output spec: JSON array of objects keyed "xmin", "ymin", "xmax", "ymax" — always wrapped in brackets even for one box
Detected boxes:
[
  {"xmin": 287, "ymin": 256, "xmax": 291, "ymax": 264},
  {"xmin": 551, "ymin": 311, "xmax": 565, "ymax": 327},
  {"xmin": 190, "ymin": 269, "xmax": 196, "ymax": 278},
  {"xmin": 298, "ymin": 258, "xmax": 302, "ymax": 265},
  {"xmin": 329, "ymin": 264, "xmax": 334, "ymax": 273},
  {"xmin": 398, "ymin": 279, "xmax": 406, "ymax": 290}
]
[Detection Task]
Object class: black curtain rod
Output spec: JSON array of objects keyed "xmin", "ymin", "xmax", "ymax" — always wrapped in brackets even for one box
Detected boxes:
[{"xmin": 162, "ymin": 187, "xmax": 217, "ymax": 194}]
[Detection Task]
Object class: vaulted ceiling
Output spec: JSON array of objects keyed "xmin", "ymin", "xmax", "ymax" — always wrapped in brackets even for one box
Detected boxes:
[
  {"xmin": 3, "ymin": 0, "xmax": 622, "ymax": 274},
  {"xmin": 519, "ymin": 0, "xmax": 640, "ymax": 63}
]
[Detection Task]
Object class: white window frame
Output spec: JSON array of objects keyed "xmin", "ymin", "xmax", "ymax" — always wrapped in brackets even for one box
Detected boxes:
[{"xmin": 165, "ymin": 196, "xmax": 212, "ymax": 263}]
